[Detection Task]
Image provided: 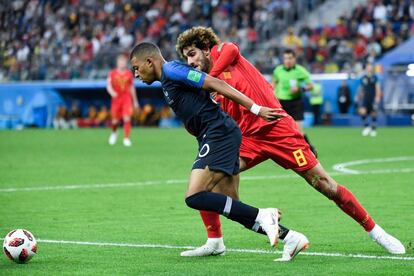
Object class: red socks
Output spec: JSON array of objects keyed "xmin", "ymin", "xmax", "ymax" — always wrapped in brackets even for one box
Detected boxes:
[
  {"xmin": 111, "ymin": 122, "xmax": 118, "ymax": 132},
  {"xmin": 334, "ymin": 185, "xmax": 375, "ymax": 231},
  {"xmin": 124, "ymin": 121, "xmax": 131, "ymax": 138},
  {"xmin": 200, "ymin": 210, "xmax": 222, "ymax": 238}
]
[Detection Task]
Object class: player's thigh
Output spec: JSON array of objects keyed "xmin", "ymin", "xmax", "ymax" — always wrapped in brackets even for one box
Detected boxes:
[
  {"xmin": 121, "ymin": 101, "xmax": 133, "ymax": 121},
  {"xmin": 239, "ymin": 136, "xmax": 268, "ymax": 172},
  {"xmin": 212, "ymin": 174, "xmax": 240, "ymax": 200},
  {"xmin": 186, "ymin": 167, "xmax": 227, "ymax": 197},
  {"xmin": 111, "ymin": 101, "xmax": 122, "ymax": 120},
  {"xmin": 262, "ymin": 117, "xmax": 317, "ymax": 171}
]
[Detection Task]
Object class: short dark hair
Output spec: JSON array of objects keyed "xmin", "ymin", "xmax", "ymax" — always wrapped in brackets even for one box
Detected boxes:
[
  {"xmin": 283, "ymin": 49, "xmax": 296, "ymax": 57},
  {"xmin": 130, "ymin": 42, "xmax": 162, "ymax": 60}
]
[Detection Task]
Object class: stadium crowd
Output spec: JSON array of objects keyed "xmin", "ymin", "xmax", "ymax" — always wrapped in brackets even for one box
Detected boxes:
[{"xmin": 1, "ymin": 0, "xmax": 414, "ymax": 81}]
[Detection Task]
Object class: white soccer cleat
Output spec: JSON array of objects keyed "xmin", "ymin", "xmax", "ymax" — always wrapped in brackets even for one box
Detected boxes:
[
  {"xmin": 256, "ymin": 208, "xmax": 279, "ymax": 247},
  {"xmin": 108, "ymin": 132, "xmax": 117, "ymax": 145},
  {"xmin": 123, "ymin": 138, "xmax": 132, "ymax": 147},
  {"xmin": 362, "ymin": 127, "xmax": 371, "ymax": 136},
  {"xmin": 274, "ymin": 230, "xmax": 309, "ymax": 262},
  {"xmin": 369, "ymin": 225, "xmax": 405, "ymax": 254},
  {"xmin": 181, "ymin": 238, "xmax": 225, "ymax": 257},
  {"xmin": 370, "ymin": 130, "xmax": 377, "ymax": 137}
]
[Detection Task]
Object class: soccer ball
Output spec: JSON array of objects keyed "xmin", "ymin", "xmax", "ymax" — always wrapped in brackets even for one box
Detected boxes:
[{"xmin": 3, "ymin": 229, "xmax": 37, "ymax": 263}]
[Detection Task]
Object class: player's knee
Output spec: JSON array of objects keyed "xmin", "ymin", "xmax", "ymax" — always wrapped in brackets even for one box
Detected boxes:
[{"xmin": 185, "ymin": 192, "xmax": 207, "ymax": 210}]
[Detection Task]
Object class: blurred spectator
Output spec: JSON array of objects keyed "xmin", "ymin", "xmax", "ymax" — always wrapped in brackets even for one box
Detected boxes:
[
  {"xmin": 0, "ymin": 0, "xmax": 412, "ymax": 79},
  {"xmin": 77, "ymin": 105, "xmax": 98, "ymax": 127},
  {"xmin": 358, "ymin": 17, "xmax": 374, "ymax": 39},
  {"xmin": 137, "ymin": 104, "xmax": 159, "ymax": 126},
  {"xmin": 53, "ymin": 106, "xmax": 69, "ymax": 129},
  {"xmin": 96, "ymin": 106, "xmax": 110, "ymax": 127},
  {"xmin": 337, "ymin": 80, "xmax": 352, "ymax": 114},
  {"xmin": 282, "ymin": 27, "xmax": 302, "ymax": 50},
  {"xmin": 68, "ymin": 103, "xmax": 82, "ymax": 128},
  {"xmin": 373, "ymin": 1, "xmax": 388, "ymax": 24}
]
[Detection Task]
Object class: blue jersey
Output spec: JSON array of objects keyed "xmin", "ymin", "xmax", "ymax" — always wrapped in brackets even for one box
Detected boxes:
[
  {"xmin": 160, "ymin": 61, "xmax": 237, "ymax": 139},
  {"xmin": 360, "ymin": 74, "xmax": 377, "ymax": 104}
]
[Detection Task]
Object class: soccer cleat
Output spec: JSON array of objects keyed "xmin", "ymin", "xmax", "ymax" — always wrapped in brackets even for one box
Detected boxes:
[
  {"xmin": 369, "ymin": 225, "xmax": 405, "ymax": 254},
  {"xmin": 362, "ymin": 127, "xmax": 371, "ymax": 136},
  {"xmin": 123, "ymin": 138, "xmax": 132, "ymax": 147},
  {"xmin": 108, "ymin": 132, "xmax": 117, "ymax": 145},
  {"xmin": 256, "ymin": 208, "xmax": 279, "ymax": 247},
  {"xmin": 274, "ymin": 230, "xmax": 309, "ymax": 262},
  {"xmin": 180, "ymin": 238, "xmax": 225, "ymax": 257},
  {"xmin": 370, "ymin": 130, "xmax": 377, "ymax": 137}
]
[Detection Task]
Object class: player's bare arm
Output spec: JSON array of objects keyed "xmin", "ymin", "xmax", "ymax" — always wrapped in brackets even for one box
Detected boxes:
[
  {"xmin": 106, "ymin": 77, "xmax": 118, "ymax": 97},
  {"xmin": 130, "ymin": 83, "xmax": 139, "ymax": 109},
  {"xmin": 202, "ymin": 75, "xmax": 284, "ymax": 122}
]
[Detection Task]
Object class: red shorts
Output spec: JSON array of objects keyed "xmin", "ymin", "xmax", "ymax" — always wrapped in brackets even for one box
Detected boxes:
[
  {"xmin": 111, "ymin": 99, "xmax": 132, "ymax": 119},
  {"xmin": 240, "ymin": 116, "xmax": 318, "ymax": 172}
]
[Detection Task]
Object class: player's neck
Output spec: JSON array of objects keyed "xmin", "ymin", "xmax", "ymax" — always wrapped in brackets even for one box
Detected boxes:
[
  {"xmin": 117, "ymin": 68, "xmax": 127, "ymax": 73},
  {"xmin": 155, "ymin": 59, "xmax": 166, "ymax": 81}
]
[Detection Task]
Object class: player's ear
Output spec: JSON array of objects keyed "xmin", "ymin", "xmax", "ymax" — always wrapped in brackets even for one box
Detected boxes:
[
  {"xmin": 202, "ymin": 48, "xmax": 211, "ymax": 58},
  {"xmin": 146, "ymin": 57, "xmax": 153, "ymax": 68}
]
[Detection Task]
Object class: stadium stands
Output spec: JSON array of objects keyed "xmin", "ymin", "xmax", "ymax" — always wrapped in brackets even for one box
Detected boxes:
[{"xmin": 3, "ymin": 0, "xmax": 412, "ymax": 81}]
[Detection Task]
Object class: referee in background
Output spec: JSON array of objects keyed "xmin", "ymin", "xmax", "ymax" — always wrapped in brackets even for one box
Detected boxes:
[{"xmin": 272, "ymin": 49, "xmax": 317, "ymax": 157}]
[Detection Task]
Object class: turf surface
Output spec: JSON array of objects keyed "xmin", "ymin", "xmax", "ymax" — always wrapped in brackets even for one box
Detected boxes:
[{"xmin": 1, "ymin": 127, "xmax": 413, "ymax": 275}]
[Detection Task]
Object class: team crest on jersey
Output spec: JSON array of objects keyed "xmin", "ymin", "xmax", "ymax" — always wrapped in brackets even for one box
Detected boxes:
[
  {"xmin": 187, "ymin": 70, "xmax": 202, "ymax": 82},
  {"xmin": 223, "ymin": 71, "xmax": 232, "ymax": 79}
]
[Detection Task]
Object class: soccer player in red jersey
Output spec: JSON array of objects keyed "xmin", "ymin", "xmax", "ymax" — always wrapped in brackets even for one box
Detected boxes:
[
  {"xmin": 176, "ymin": 27, "xmax": 405, "ymax": 259},
  {"xmin": 107, "ymin": 54, "xmax": 139, "ymax": 146}
]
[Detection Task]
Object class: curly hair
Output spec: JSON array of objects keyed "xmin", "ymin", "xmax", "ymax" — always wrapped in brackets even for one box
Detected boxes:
[{"xmin": 176, "ymin": 26, "xmax": 221, "ymax": 59}]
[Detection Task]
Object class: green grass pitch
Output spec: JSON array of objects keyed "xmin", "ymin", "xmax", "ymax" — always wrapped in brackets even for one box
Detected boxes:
[{"xmin": 0, "ymin": 127, "xmax": 413, "ymax": 275}]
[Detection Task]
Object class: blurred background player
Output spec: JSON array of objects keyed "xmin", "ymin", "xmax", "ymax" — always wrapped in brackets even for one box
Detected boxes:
[
  {"xmin": 107, "ymin": 54, "xmax": 139, "ymax": 146},
  {"xmin": 356, "ymin": 63, "xmax": 382, "ymax": 137},
  {"xmin": 272, "ymin": 49, "xmax": 317, "ymax": 156},
  {"xmin": 337, "ymin": 80, "xmax": 352, "ymax": 114},
  {"xmin": 176, "ymin": 26, "xmax": 405, "ymax": 259}
]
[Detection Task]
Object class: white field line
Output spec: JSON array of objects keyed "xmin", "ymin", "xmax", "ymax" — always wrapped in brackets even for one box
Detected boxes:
[
  {"xmin": 1, "ymin": 167, "xmax": 414, "ymax": 193},
  {"xmin": 2, "ymin": 238, "xmax": 413, "ymax": 261},
  {"xmin": 332, "ymin": 156, "xmax": 414, "ymax": 174}
]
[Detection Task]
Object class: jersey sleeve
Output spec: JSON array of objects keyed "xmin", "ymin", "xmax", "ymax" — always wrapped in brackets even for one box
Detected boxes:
[
  {"xmin": 272, "ymin": 67, "xmax": 279, "ymax": 82},
  {"xmin": 164, "ymin": 62, "xmax": 206, "ymax": 89},
  {"xmin": 300, "ymin": 66, "xmax": 312, "ymax": 84},
  {"xmin": 209, "ymin": 43, "xmax": 240, "ymax": 77}
]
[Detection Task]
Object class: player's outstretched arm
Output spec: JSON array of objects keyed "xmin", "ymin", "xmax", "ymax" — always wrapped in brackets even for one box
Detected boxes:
[
  {"xmin": 202, "ymin": 75, "xmax": 284, "ymax": 122},
  {"xmin": 209, "ymin": 43, "xmax": 239, "ymax": 77}
]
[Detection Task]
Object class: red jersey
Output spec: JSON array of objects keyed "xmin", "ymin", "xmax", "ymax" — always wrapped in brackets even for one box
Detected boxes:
[
  {"xmin": 210, "ymin": 43, "xmax": 286, "ymax": 135},
  {"xmin": 108, "ymin": 69, "xmax": 134, "ymax": 102}
]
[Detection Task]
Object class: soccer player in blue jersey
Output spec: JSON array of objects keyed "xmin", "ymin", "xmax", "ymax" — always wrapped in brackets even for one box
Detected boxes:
[{"xmin": 129, "ymin": 42, "xmax": 294, "ymax": 257}]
